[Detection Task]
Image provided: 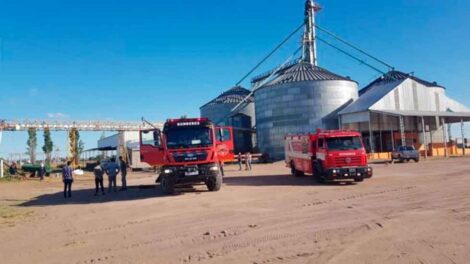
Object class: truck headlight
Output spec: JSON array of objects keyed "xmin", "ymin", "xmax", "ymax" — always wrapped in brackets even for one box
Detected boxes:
[
  {"xmin": 209, "ymin": 166, "xmax": 219, "ymax": 172},
  {"xmin": 332, "ymin": 169, "xmax": 337, "ymax": 174},
  {"xmin": 163, "ymin": 169, "xmax": 173, "ymax": 174}
]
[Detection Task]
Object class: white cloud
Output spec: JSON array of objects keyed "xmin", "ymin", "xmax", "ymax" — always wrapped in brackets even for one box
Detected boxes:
[{"xmin": 47, "ymin": 112, "xmax": 69, "ymax": 119}]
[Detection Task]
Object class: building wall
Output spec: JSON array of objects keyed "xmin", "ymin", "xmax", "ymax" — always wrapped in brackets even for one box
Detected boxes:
[
  {"xmin": 255, "ymin": 80, "xmax": 358, "ymax": 160},
  {"xmin": 97, "ymin": 131, "xmax": 140, "ymax": 149}
]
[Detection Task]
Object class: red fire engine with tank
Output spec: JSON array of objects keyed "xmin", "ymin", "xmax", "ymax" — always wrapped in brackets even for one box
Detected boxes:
[{"xmin": 285, "ymin": 129, "xmax": 372, "ymax": 183}]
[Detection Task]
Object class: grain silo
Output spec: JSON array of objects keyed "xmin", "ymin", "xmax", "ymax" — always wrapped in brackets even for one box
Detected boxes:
[
  {"xmin": 253, "ymin": 0, "xmax": 359, "ymax": 160},
  {"xmin": 200, "ymin": 86, "xmax": 256, "ymax": 153}
]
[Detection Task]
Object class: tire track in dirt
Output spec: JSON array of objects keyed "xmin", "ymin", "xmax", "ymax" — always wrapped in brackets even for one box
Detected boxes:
[
  {"xmin": 183, "ymin": 222, "xmax": 386, "ymax": 264},
  {"xmin": 302, "ymin": 186, "xmax": 417, "ymax": 208}
]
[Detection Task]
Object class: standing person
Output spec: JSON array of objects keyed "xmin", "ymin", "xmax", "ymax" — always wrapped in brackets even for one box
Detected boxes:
[
  {"xmin": 62, "ymin": 161, "xmax": 73, "ymax": 198},
  {"xmin": 118, "ymin": 156, "xmax": 128, "ymax": 191},
  {"xmin": 93, "ymin": 161, "xmax": 105, "ymax": 196},
  {"xmin": 105, "ymin": 158, "xmax": 120, "ymax": 193},
  {"xmin": 237, "ymin": 152, "xmax": 243, "ymax": 171},
  {"xmin": 245, "ymin": 152, "xmax": 252, "ymax": 171},
  {"xmin": 38, "ymin": 162, "xmax": 46, "ymax": 181}
]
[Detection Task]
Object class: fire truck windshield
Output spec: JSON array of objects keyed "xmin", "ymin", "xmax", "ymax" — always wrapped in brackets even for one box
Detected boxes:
[
  {"xmin": 326, "ymin": 136, "xmax": 363, "ymax": 151},
  {"xmin": 165, "ymin": 127, "xmax": 213, "ymax": 149}
]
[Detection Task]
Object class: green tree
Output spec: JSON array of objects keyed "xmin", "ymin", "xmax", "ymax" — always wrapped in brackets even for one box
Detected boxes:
[
  {"xmin": 42, "ymin": 128, "xmax": 54, "ymax": 165},
  {"xmin": 27, "ymin": 128, "xmax": 37, "ymax": 164}
]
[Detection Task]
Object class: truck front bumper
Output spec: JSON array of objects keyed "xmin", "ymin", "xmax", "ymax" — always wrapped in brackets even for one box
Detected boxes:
[
  {"xmin": 160, "ymin": 163, "xmax": 220, "ymax": 184},
  {"xmin": 324, "ymin": 167, "xmax": 373, "ymax": 181}
]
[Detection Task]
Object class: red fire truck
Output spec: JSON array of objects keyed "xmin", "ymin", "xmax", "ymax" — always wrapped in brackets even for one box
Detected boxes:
[
  {"xmin": 140, "ymin": 118, "xmax": 234, "ymax": 194},
  {"xmin": 285, "ymin": 129, "xmax": 372, "ymax": 183}
]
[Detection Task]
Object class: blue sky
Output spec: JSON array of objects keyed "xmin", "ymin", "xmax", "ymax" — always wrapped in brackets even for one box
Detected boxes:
[{"xmin": 1, "ymin": 0, "xmax": 470, "ymax": 157}]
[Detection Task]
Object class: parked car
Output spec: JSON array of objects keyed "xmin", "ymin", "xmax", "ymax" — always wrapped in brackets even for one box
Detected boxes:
[{"xmin": 392, "ymin": 146, "xmax": 420, "ymax": 163}]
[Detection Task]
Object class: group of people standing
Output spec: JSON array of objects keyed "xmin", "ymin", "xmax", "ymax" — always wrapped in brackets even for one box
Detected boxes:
[
  {"xmin": 237, "ymin": 152, "xmax": 253, "ymax": 171},
  {"xmin": 61, "ymin": 156, "xmax": 128, "ymax": 198}
]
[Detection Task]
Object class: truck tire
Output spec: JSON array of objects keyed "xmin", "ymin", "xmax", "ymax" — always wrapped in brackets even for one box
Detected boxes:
[
  {"xmin": 161, "ymin": 175, "xmax": 176, "ymax": 195},
  {"xmin": 206, "ymin": 172, "xmax": 223, "ymax": 192},
  {"xmin": 414, "ymin": 158, "xmax": 419, "ymax": 163},
  {"xmin": 354, "ymin": 178, "xmax": 364, "ymax": 182},
  {"xmin": 291, "ymin": 162, "xmax": 304, "ymax": 177}
]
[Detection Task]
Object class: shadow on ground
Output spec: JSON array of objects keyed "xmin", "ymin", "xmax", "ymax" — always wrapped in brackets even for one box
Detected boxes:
[
  {"xmin": 223, "ymin": 174, "xmax": 356, "ymax": 187},
  {"xmin": 19, "ymin": 184, "xmax": 209, "ymax": 207}
]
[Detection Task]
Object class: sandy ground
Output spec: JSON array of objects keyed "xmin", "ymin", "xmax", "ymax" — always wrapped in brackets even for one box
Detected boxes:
[{"xmin": 0, "ymin": 159, "xmax": 470, "ymax": 264}]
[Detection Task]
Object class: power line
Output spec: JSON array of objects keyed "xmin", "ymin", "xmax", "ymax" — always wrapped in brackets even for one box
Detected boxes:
[
  {"xmin": 317, "ymin": 36, "xmax": 386, "ymax": 75},
  {"xmin": 235, "ymin": 22, "xmax": 305, "ymax": 86},
  {"xmin": 315, "ymin": 24, "xmax": 394, "ymax": 71},
  {"xmin": 229, "ymin": 46, "xmax": 303, "ymax": 116}
]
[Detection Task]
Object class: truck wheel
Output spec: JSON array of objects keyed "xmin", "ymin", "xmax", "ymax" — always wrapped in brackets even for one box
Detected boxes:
[
  {"xmin": 414, "ymin": 158, "xmax": 419, "ymax": 163},
  {"xmin": 161, "ymin": 175, "xmax": 176, "ymax": 195},
  {"xmin": 354, "ymin": 178, "xmax": 364, "ymax": 182},
  {"xmin": 206, "ymin": 172, "xmax": 223, "ymax": 192},
  {"xmin": 291, "ymin": 162, "xmax": 304, "ymax": 177}
]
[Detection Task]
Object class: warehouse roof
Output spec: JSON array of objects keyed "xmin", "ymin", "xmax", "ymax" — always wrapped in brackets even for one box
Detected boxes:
[
  {"xmin": 252, "ymin": 61, "xmax": 356, "ymax": 87},
  {"xmin": 360, "ymin": 70, "xmax": 445, "ymax": 95},
  {"xmin": 201, "ymin": 86, "xmax": 254, "ymax": 108},
  {"xmin": 339, "ymin": 79, "xmax": 406, "ymax": 115}
]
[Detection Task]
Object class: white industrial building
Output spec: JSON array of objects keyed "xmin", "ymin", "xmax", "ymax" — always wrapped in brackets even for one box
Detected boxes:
[
  {"xmin": 339, "ymin": 71, "xmax": 470, "ymax": 157},
  {"xmin": 96, "ymin": 132, "xmax": 151, "ymax": 170}
]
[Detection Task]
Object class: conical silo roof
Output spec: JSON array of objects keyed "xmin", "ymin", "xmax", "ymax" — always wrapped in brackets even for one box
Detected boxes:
[
  {"xmin": 201, "ymin": 86, "xmax": 254, "ymax": 108},
  {"xmin": 252, "ymin": 61, "xmax": 356, "ymax": 88}
]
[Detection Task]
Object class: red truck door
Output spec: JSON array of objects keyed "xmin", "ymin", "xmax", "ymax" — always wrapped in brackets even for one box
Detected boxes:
[
  {"xmin": 140, "ymin": 129, "xmax": 166, "ymax": 166},
  {"xmin": 215, "ymin": 127, "xmax": 235, "ymax": 162}
]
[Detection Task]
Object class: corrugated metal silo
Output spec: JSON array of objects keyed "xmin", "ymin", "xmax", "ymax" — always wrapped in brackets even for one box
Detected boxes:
[{"xmin": 200, "ymin": 86, "xmax": 256, "ymax": 153}]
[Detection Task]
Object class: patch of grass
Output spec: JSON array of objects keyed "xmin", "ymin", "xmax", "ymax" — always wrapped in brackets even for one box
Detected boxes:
[
  {"xmin": 0, "ymin": 205, "xmax": 34, "ymax": 227},
  {"xmin": 0, "ymin": 176, "xmax": 22, "ymax": 183}
]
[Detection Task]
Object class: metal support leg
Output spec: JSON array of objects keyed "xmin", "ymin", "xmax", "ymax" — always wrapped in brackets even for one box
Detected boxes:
[
  {"xmin": 462, "ymin": 119, "xmax": 466, "ymax": 156},
  {"xmin": 442, "ymin": 117, "xmax": 448, "ymax": 158},
  {"xmin": 0, "ymin": 159, "xmax": 3, "ymax": 178},
  {"xmin": 399, "ymin": 116, "xmax": 406, "ymax": 146},
  {"xmin": 368, "ymin": 113, "xmax": 374, "ymax": 153},
  {"xmin": 379, "ymin": 114, "xmax": 383, "ymax": 152},
  {"xmin": 421, "ymin": 116, "xmax": 428, "ymax": 159}
]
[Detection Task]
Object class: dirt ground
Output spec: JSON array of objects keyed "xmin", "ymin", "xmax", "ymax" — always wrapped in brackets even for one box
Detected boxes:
[{"xmin": 1, "ymin": 159, "xmax": 470, "ymax": 264}]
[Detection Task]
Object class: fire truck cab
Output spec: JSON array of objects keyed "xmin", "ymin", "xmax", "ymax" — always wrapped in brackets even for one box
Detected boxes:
[
  {"xmin": 140, "ymin": 118, "xmax": 234, "ymax": 194},
  {"xmin": 285, "ymin": 129, "xmax": 372, "ymax": 183}
]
